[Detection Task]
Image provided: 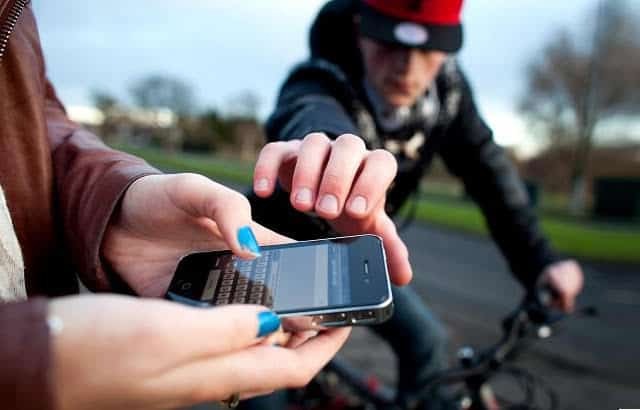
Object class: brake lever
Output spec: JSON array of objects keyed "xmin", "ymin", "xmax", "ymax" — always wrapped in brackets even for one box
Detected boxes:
[
  {"xmin": 534, "ymin": 286, "xmax": 598, "ymax": 319},
  {"xmin": 525, "ymin": 287, "xmax": 564, "ymax": 325},
  {"xmin": 528, "ymin": 287, "xmax": 599, "ymax": 340}
]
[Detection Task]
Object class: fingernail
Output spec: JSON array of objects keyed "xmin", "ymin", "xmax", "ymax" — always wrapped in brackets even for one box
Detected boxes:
[
  {"xmin": 255, "ymin": 178, "xmax": 269, "ymax": 192},
  {"xmin": 237, "ymin": 226, "xmax": 261, "ymax": 256},
  {"xmin": 257, "ymin": 311, "xmax": 281, "ymax": 337},
  {"xmin": 349, "ymin": 195, "xmax": 367, "ymax": 214},
  {"xmin": 295, "ymin": 188, "xmax": 313, "ymax": 204},
  {"xmin": 319, "ymin": 194, "xmax": 338, "ymax": 213}
]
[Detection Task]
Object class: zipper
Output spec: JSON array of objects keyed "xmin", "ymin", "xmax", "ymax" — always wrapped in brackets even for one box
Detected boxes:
[{"xmin": 0, "ymin": 0, "xmax": 30, "ymax": 64}]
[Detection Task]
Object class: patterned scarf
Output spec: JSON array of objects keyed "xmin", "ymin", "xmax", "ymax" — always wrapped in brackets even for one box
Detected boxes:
[{"xmin": 0, "ymin": 185, "xmax": 27, "ymax": 302}]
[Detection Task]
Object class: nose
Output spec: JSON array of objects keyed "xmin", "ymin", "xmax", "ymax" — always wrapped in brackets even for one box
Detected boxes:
[{"xmin": 390, "ymin": 48, "xmax": 419, "ymax": 74}]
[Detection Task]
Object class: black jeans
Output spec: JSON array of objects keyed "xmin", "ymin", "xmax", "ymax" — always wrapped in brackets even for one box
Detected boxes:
[{"xmin": 239, "ymin": 285, "xmax": 450, "ymax": 410}]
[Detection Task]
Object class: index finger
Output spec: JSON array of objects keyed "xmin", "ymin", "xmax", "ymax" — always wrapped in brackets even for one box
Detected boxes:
[{"xmin": 254, "ymin": 140, "xmax": 302, "ymax": 197}]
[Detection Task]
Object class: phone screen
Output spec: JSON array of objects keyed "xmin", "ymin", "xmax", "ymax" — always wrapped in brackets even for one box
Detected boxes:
[{"xmin": 167, "ymin": 236, "xmax": 389, "ymax": 314}]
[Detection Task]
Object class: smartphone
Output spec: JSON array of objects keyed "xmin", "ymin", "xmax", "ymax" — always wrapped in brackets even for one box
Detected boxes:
[{"xmin": 165, "ymin": 234, "xmax": 393, "ymax": 330}]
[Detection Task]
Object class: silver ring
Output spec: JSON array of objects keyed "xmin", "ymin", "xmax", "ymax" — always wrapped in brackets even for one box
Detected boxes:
[{"xmin": 221, "ymin": 392, "xmax": 240, "ymax": 408}]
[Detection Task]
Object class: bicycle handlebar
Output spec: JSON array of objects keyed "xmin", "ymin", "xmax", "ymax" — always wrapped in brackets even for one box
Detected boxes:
[{"xmin": 408, "ymin": 288, "xmax": 597, "ymax": 408}]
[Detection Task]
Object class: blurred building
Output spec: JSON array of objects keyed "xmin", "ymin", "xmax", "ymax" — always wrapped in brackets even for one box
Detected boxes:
[
  {"xmin": 522, "ymin": 144, "xmax": 640, "ymax": 194},
  {"xmin": 67, "ymin": 104, "xmax": 177, "ymax": 146}
]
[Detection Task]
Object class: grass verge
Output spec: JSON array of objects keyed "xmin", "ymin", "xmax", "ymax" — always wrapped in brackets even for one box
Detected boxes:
[
  {"xmin": 114, "ymin": 144, "xmax": 254, "ymax": 185},
  {"xmin": 412, "ymin": 200, "xmax": 640, "ymax": 264}
]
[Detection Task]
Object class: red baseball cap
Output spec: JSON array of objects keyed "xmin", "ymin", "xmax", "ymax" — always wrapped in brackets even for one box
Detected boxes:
[{"xmin": 359, "ymin": 0, "xmax": 464, "ymax": 52}]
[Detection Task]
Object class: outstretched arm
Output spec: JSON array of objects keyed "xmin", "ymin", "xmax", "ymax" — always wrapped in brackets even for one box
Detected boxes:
[{"xmin": 440, "ymin": 69, "xmax": 583, "ymax": 311}]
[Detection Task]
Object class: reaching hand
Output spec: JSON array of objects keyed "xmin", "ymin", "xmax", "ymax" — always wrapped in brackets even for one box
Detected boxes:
[
  {"xmin": 101, "ymin": 173, "xmax": 291, "ymax": 297},
  {"xmin": 539, "ymin": 259, "xmax": 584, "ymax": 312},
  {"xmin": 253, "ymin": 133, "xmax": 412, "ymax": 286},
  {"xmin": 50, "ymin": 295, "xmax": 351, "ymax": 409}
]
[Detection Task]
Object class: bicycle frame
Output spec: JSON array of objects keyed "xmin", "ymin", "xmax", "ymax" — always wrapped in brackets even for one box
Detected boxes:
[{"xmin": 298, "ymin": 291, "xmax": 595, "ymax": 410}]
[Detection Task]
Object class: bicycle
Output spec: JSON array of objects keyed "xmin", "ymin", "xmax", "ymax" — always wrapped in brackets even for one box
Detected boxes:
[{"xmin": 288, "ymin": 289, "xmax": 597, "ymax": 410}]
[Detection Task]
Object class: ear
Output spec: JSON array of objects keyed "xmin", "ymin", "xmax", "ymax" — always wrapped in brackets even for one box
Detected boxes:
[
  {"xmin": 353, "ymin": 15, "xmax": 363, "ymax": 47},
  {"xmin": 353, "ymin": 14, "xmax": 362, "ymax": 39}
]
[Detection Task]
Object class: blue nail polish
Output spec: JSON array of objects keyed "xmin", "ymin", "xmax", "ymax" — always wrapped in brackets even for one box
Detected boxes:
[
  {"xmin": 257, "ymin": 311, "xmax": 281, "ymax": 337},
  {"xmin": 237, "ymin": 226, "xmax": 261, "ymax": 256}
]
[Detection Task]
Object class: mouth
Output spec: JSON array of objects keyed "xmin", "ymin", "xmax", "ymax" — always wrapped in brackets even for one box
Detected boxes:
[{"xmin": 387, "ymin": 79, "xmax": 412, "ymax": 94}]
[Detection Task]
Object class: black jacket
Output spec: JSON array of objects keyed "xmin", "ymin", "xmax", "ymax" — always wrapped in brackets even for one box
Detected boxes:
[{"xmin": 250, "ymin": 0, "xmax": 558, "ymax": 288}]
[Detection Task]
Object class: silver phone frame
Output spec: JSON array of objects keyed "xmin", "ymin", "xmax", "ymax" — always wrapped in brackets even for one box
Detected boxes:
[{"xmin": 270, "ymin": 234, "xmax": 394, "ymax": 330}]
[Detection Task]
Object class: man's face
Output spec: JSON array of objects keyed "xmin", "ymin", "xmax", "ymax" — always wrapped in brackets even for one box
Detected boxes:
[{"xmin": 359, "ymin": 36, "xmax": 447, "ymax": 108}]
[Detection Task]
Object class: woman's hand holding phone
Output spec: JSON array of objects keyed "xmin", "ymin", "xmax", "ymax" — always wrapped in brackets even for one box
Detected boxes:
[
  {"xmin": 101, "ymin": 173, "xmax": 291, "ymax": 297},
  {"xmin": 88, "ymin": 173, "xmax": 350, "ymax": 408},
  {"xmin": 49, "ymin": 295, "xmax": 350, "ymax": 410}
]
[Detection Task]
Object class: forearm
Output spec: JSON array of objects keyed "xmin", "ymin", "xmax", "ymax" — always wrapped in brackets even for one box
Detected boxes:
[
  {"xmin": 45, "ymin": 82, "xmax": 160, "ymax": 290},
  {"xmin": 266, "ymin": 95, "xmax": 359, "ymax": 142},
  {"xmin": 441, "ymin": 69, "xmax": 558, "ymax": 287},
  {"xmin": 481, "ymin": 199, "xmax": 559, "ymax": 288},
  {"xmin": 464, "ymin": 142, "xmax": 559, "ymax": 287},
  {"xmin": 265, "ymin": 60, "xmax": 359, "ymax": 142}
]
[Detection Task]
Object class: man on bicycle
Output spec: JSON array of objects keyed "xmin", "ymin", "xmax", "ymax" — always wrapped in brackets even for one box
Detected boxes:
[{"xmin": 247, "ymin": 0, "xmax": 584, "ymax": 408}]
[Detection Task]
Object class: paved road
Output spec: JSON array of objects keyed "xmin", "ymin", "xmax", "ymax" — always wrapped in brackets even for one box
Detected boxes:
[{"xmin": 339, "ymin": 223, "xmax": 640, "ymax": 409}]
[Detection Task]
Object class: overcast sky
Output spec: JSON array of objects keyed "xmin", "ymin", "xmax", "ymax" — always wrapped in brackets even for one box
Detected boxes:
[{"xmin": 33, "ymin": 0, "xmax": 618, "ymax": 156}]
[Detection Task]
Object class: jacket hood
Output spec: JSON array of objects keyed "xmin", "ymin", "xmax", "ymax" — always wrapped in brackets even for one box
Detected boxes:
[{"xmin": 309, "ymin": 0, "xmax": 364, "ymax": 81}]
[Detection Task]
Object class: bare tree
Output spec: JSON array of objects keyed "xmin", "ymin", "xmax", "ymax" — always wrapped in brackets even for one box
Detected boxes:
[
  {"xmin": 91, "ymin": 90, "xmax": 121, "ymax": 143},
  {"xmin": 91, "ymin": 90, "xmax": 118, "ymax": 113},
  {"xmin": 129, "ymin": 75, "xmax": 197, "ymax": 151},
  {"xmin": 225, "ymin": 90, "xmax": 262, "ymax": 119},
  {"xmin": 519, "ymin": 0, "xmax": 640, "ymax": 214},
  {"xmin": 129, "ymin": 75, "xmax": 196, "ymax": 116}
]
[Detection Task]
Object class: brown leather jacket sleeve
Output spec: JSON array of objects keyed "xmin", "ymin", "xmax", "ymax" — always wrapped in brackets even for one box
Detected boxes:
[
  {"xmin": 44, "ymin": 81, "xmax": 161, "ymax": 291},
  {"xmin": 0, "ymin": 298, "xmax": 51, "ymax": 410}
]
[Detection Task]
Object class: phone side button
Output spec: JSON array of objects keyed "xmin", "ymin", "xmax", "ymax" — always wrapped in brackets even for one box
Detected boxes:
[
  {"xmin": 321, "ymin": 320, "xmax": 349, "ymax": 327},
  {"xmin": 316, "ymin": 313, "xmax": 349, "ymax": 327},
  {"xmin": 350, "ymin": 311, "xmax": 379, "ymax": 325},
  {"xmin": 311, "ymin": 315, "xmax": 324, "ymax": 327}
]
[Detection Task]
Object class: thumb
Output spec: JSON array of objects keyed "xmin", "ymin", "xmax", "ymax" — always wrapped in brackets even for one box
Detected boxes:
[
  {"xmin": 373, "ymin": 213, "xmax": 413, "ymax": 286},
  {"xmin": 199, "ymin": 305, "xmax": 283, "ymax": 353}
]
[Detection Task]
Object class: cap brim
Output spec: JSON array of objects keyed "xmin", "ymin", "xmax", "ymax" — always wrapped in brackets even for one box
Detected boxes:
[{"xmin": 359, "ymin": 3, "xmax": 463, "ymax": 53}]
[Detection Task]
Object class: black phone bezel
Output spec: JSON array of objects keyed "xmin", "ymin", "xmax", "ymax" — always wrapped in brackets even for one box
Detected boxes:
[{"xmin": 166, "ymin": 235, "xmax": 391, "ymax": 315}]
